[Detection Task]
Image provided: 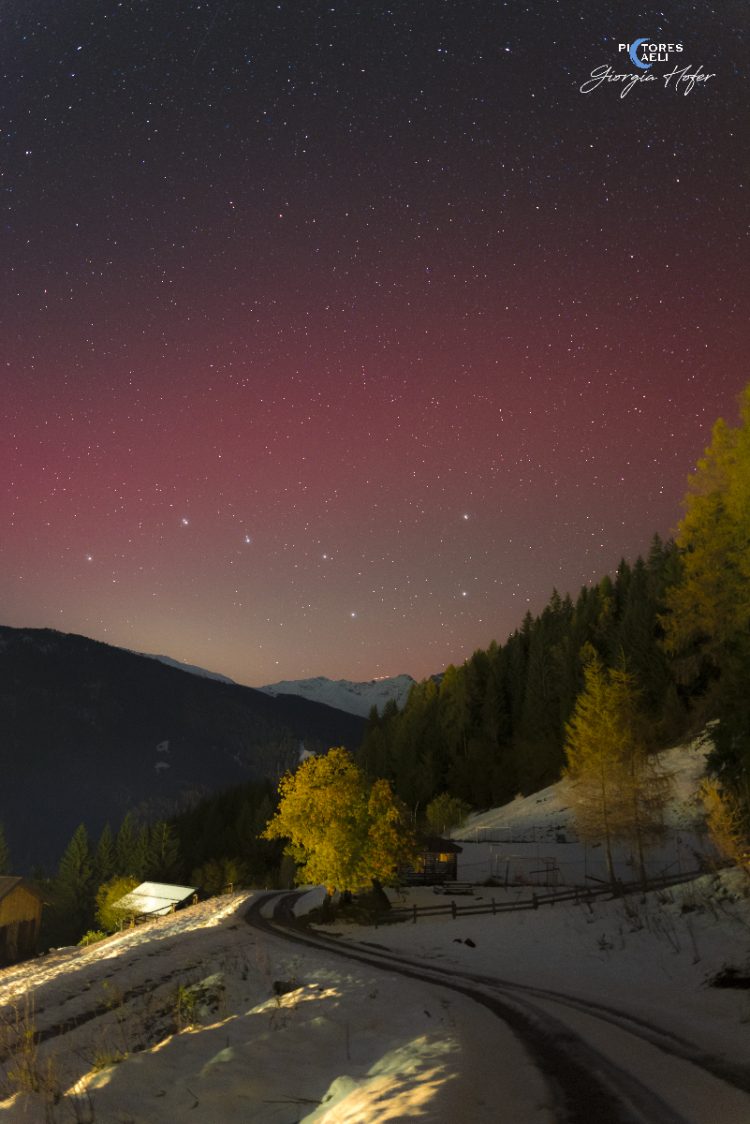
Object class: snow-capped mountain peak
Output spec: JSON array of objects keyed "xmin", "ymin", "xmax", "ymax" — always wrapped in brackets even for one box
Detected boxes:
[{"xmin": 259, "ymin": 674, "xmax": 414, "ymax": 717}]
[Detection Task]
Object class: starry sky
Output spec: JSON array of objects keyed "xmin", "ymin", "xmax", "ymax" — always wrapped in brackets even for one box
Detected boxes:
[{"xmin": 2, "ymin": 2, "xmax": 748, "ymax": 686}]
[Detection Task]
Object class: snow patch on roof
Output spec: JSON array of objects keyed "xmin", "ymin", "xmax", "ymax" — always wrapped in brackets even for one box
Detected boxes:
[{"xmin": 114, "ymin": 882, "xmax": 198, "ymax": 917}]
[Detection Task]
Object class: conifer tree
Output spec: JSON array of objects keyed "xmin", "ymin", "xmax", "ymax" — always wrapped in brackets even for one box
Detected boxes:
[
  {"xmin": 115, "ymin": 812, "xmax": 147, "ymax": 878},
  {"xmin": 135, "ymin": 824, "xmax": 151, "ymax": 878},
  {"xmin": 94, "ymin": 824, "xmax": 116, "ymax": 885},
  {"xmin": 440, "ymin": 664, "xmax": 469, "ymax": 760},
  {"xmin": 359, "ymin": 705, "xmax": 393, "ymax": 782},
  {"xmin": 514, "ymin": 595, "xmax": 573, "ymax": 793},
  {"xmin": 391, "ymin": 679, "xmax": 442, "ymax": 813},
  {"xmin": 146, "ymin": 821, "xmax": 180, "ymax": 881},
  {"xmin": 55, "ymin": 824, "xmax": 94, "ymax": 941}
]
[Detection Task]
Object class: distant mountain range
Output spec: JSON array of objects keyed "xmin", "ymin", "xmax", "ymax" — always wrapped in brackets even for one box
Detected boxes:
[
  {"xmin": 137, "ymin": 652, "xmax": 238, "ymax": 685},
  {"xmin": 0, "ymin": 626, "xmax": 364, "ymax": 872},
  {"xmin": 259, "ymin": 674, "xmax": 415, "ymax": 717},
  {"xmin": 136, "ymin": 658, "xmax": 416, "ymax": 718}
]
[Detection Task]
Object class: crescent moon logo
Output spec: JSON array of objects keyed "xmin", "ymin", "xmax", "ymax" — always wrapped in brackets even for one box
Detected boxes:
[{"xmin": 629, "ymin": 37, "xmax": 651, "ymax": 69}]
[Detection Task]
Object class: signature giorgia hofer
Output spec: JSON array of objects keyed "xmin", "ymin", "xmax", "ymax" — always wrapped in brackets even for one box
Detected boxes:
[{"xmin": 580, "ymin": 63, "xmax": 715, "ymax": 98}]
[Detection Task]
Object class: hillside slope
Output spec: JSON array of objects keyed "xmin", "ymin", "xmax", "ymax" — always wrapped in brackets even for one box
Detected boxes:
[
  {"xmin": 0, "ymin": 626, "xmax": 364, "ymax": 870},
  {"xmin": 453, "ymin": 729, "xmax": 718, "ymax": 886}
]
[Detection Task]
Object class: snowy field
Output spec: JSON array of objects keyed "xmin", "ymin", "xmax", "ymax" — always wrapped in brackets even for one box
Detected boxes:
[{"xmin": 1, "ymin": 730, "xmax": 748, "ymax": 1122}]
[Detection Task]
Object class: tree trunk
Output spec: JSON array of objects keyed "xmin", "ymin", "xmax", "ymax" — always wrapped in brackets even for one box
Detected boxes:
[
  {"xmin": 604, "ymin": 831, "xmax": 619, "ymax": 895},
  {"xmin": 370, "ymin": 878, "xmax": 390, "ymax": 910},
  {"xmin": 320, "ymin": 891, "xmax": 335, "ymax": 920}
]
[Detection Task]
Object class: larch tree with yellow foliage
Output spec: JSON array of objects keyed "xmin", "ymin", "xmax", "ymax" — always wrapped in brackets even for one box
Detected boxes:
[
  {"xmin": 565, "ymin": 651, "xmax": 669, "ymax": 889},
  {"xmin": 662, "ymin": 381, "xmax": 750, "ymax": 834},
  {"xmin": 662, "ymin": 383, "xmax": 750, "ymax": 670},
  {"xmin": 262, "ymin": 747, "xmax": 417, "ymax": 899}
]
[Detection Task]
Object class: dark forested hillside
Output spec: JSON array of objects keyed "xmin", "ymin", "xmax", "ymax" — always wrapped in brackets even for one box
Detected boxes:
[
  {"xmin": 0, "ymin": 627, "xmax": 364, "ymax": 871},
  {"xmin": 359, "ymin": 535, "xmax": 686, "ymax": 813}
]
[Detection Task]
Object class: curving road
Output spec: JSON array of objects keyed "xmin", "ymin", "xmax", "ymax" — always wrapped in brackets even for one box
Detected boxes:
[{"xmin": 245, "ymin": 892, "xmax": 750, "ymax": 1124}]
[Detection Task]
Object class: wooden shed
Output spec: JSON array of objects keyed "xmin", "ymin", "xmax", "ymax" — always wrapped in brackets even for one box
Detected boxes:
[
  {"xmin": 0, "ymin": 876, "xmax": 43, "ymax": 966},
  {"xmin": 404, "ymin": 836, "xmax": 463, "ymax": 885},
  {"xmin": 112, "ymin": 882, "xmax": 198, "ymax": 923}
]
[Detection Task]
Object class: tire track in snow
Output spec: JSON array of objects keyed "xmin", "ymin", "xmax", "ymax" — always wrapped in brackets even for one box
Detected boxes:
[{"xmin": 246, "ymin": 893, "xmax": 695, "ymax": 1124}]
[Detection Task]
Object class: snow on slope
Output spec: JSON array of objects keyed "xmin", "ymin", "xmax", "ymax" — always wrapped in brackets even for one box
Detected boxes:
[
  {"xmin": 462, "ymin": 726, "xmax": 715, "ymax": 840},
  {"xmin": 259, "ymin": 673, "xmax": 415, "ymax": 716},
  {"xmin": 2, "ymin": 727, "xmax": 747, "ymax": 1123},
  {"xmin": 4, "ymin": 874, "xmax": 749, "ymax": 1122},
  {"xmin": 0, "ymin": 893, "xmax": 521, "ymax": 1123},
  {"xmin": 452, "ymin": 728, "xmax": 718, "ymax": 887}
]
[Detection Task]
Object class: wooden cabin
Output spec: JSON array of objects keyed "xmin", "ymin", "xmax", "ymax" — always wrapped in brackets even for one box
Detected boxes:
[
  {"xmin": 404, "ymin": 836, "xmax": 463, "ymax": 885},
  {"xmin": 0, "ymin": 877, "xmax": 43, "ymax": 966}
]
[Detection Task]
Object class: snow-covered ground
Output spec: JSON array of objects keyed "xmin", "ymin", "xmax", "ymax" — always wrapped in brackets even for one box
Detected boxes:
[
  {"xmin": 0, "ymin": 891, "xmax": 527, "ymax": 1123},
  {"xmin": 1, "ymin": 876, "xmax": 748, "ymax": 1123},
  {"xmin": 1, "ymin": 730, "xmax": 748, "ymax": 1123}
]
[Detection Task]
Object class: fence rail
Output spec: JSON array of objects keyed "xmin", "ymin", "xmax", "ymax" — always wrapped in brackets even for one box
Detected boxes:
[{"xmin": 378, "ymin": 869, "xmax": 705, "ymax": 926}]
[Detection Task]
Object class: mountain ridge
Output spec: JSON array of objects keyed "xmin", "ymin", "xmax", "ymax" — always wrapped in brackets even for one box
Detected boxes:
[
  {"xmin": 0, "ymin": 625, "xmax": 364, "ymax": 871},
  {"xmin": 259, "ymin": 673, "xmax": 415, "ymax": 716}
]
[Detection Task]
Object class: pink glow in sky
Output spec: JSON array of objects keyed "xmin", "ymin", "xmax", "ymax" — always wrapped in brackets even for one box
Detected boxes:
[{"xmin": 3, "ymin": 4, "xmax": 747, "ymax": 684}]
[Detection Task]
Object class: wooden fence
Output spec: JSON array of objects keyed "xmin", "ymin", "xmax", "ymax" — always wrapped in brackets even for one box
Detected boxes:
[{"xmin": 377, "ymin": 869, "xmax": 704, "ymax": 926}]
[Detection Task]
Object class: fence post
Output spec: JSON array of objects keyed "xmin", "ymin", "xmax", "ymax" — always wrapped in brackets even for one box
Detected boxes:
[{"xmin": 451, "ymin": 899, "xmax": 457, "ymax": 920}]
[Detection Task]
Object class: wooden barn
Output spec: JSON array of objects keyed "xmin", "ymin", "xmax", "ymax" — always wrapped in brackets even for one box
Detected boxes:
[
  {"xmin": 0, "ymin": 877, "xmax": 43, "ymax": 966},
  {"xmin": 404, "ymin": 837, "xmax": 463, "ymax": 885}
]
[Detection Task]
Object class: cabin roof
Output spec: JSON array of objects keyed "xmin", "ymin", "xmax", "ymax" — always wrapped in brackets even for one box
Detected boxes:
[
  {"xmin": 419, "ymin": 836, "xmax": 463, "ymax": 854},
  {"xmin": 113, "ymin": 881, "xmax": 198, "ymax": 917},
  {"xmin": 0, "ymin": 876, "xmax": 43, "ymax": 904}
]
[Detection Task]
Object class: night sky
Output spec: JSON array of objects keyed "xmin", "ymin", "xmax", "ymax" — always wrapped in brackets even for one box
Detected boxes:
[{"xmin": 3, "ymin": 3, "xmax": 748, "ymax": 686}]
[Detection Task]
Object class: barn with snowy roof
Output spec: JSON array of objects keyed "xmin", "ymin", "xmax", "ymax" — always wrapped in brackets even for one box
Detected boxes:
[{"xmin": 112, "ymin": 881, "xmax": 198, "ymax": 923}]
